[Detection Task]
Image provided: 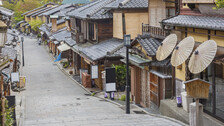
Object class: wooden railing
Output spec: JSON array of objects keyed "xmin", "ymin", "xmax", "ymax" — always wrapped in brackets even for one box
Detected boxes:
[
  {"xmin": 142, "ymin": 24, "xmax": 168, "ymax": 39},
  {"xmin": 182, "ymin": 0, "xmax": 215, "ymax": 3}
]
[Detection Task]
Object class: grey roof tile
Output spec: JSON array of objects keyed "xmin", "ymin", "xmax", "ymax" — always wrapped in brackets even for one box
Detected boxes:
[
  {"xmin": 162, "ymin": 15, "xmax": 224, "ymax": 31},
  {"xmin": 135, "ymin": 35, "xmax": 161, "ymax": 56},
  {"xmin": 22, "ymin": 2, "xmax": 57, "ymax": 16},
  {"xmin": 105, "ymin": 0, "xmax": 148, "ymax": 9},
  {"xmin": 0, "ymin": 7, "xmax": 14, "ymax": 16},
  {"xmin": 67, "ymin": 0, "xmax": 113, "ymax": 19},
  {"xmin": 41, "ymin": 4, "xmax": 73, "ymax": 16},
  {"xmin": 26, "ymin": 7, "xmax": 51, "ymax": 17},
  {"xmin": 65, "ymin": 37, "xmax": 76, "ymax": 46},
  {"xmin": 79, "ymin": 38, "xmax": 123, "ymax": 61},
  {"xmin": 51, "ymin": 28, "xmax": 71, "ymax": 42}
]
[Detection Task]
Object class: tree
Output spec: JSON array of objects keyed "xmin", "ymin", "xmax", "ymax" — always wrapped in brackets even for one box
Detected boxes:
[
  {"xmin": 3, "ymin": 0, "xmax": 42, "ymax": 23},
  {"xmin": 215, "ymin": 0, "xmax": 224, "ymax": 9},
  {"xmin": 29, "ymin": 20, "xmax": 43, "ymax": 32}
]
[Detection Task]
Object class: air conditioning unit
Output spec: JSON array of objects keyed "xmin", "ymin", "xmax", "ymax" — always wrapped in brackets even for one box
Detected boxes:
[{"xmin": 76, "ymin": 33, "xmax": 85, "ymax": 44}]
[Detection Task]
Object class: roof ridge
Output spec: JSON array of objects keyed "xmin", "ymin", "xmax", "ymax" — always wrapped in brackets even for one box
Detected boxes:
[
  {"xmin": 78, "ymin": 0, "xmax": 102, "ymax": 13},
  {"xmin": 87, "ymin": 0, "xmax": 114, "ymax": 18}
]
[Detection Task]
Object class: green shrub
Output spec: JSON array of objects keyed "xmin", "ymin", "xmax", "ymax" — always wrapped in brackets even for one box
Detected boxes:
[
  {"xmin": 37, "ymin": 33, "xmax": 41, "ymax": 38},
  {"xmin": 0, "ymin": 99, "xmax": 14, "ymax": 126},
  {"xmin": 119, "ymin": 95, "xmax": 126, "ymax": 101},
  {"xmin": 63, "ymin": 62, "xmax": 69, "ymax": 68},
  {"xmin": 112, "ymin": 64, "xmax": 130, "ymax": 91},
  {"xmin": 29, "ymin": 20, "xmax": 43, "ymax": 32}
]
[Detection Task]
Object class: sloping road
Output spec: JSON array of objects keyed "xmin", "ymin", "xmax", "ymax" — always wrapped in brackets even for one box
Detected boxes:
[{"xmin": 22, "ymin": 36, "xmax": 184, "ymax": 126}]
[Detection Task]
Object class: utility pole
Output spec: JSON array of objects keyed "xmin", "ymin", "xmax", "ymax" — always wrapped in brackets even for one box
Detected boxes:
[
  {"xmin": 21, "ymin": 37, "xmax": 24, "ymax": 66},
  {"xmin": 124, "ymin": 35, "xmax": 131, "ymax": 114}
]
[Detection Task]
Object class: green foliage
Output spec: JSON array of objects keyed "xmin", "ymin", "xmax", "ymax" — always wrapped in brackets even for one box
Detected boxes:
[
  {"xmin": 112, "ymin": 64, "xmax": 127, "ymax": 91},
  {"xmin": 29, "ymin": 20, "xmax": 43, "ymax": 32},
  {"xmin": 45, "ymin": 40, "xmax": 48, "ymax": 45},
  {"xmin": 0, "ymin": 99, "xmax": 15, "ymax": 126},
  {"xmin": 214, "ymin": 0, "xmax": 224, "ymax": 9},
  {"xmin": 91, "ymin": 92, "xmax": 96, "ymax": 96},
  {"xmin": 37, "ymin": 33, "xmax": 41, "ymax": 38},
  {"xmin": 2, "ymin": 0, "xmax": 62, "ymax": 24},
  {"xmin": 119, "ymin": 95, "xmax": 126, "ymax": 101},
  {"xmin": 62, "ymin": 61, "xmax": 69, "ymax": 68},
  {"xmin": 3, "ymin": 0, "xmax": 42, "ymax": 24}
]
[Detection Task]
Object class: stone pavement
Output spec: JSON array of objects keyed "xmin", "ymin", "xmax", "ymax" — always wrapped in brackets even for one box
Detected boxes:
[{"xmin": 20, "ymin": 36, "xmax": 185, "ymax": 126}]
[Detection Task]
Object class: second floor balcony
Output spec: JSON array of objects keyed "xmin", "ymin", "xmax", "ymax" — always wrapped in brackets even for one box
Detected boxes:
[{"xmin": 142, "ymin": 24, "xmax": 169, "ymax": 40}]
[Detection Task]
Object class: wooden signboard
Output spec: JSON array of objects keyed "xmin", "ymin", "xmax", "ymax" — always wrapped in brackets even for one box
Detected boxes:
[{"xmin": 184, "ymin": 78, "xmax": 210, "ymax": 99}]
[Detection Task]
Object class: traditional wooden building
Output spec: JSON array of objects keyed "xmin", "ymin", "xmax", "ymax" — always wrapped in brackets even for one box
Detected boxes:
[
  {"xmin": 40, "ymin": 4, "xmax": 76, "ymax": 24},
  {"xmin": 22, "ymin": 2, "xmax": 56, "ymax": 22},
  {"xmin": 67, "ymin": 0, "xmax": 124, "ymax": 90},
  {"xmin": 162, "ymin": 0, "xmax": 224, "ymax": 123},
  {"xmin": 137, "ymin": 0, "xmax": 178, "ymax": 109},
  {"xmin": 0, "ymin": 6, "xmax": 14, "ymax": 27}
]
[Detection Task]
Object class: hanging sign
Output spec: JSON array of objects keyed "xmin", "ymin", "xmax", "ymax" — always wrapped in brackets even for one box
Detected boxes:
[
  {"xmin": 91, "ymin": 65, "xmax": 98, "ymax": 79},
  {"xmin": 11, "ymin": 72, "xmax": 19, "ymax": 83}
]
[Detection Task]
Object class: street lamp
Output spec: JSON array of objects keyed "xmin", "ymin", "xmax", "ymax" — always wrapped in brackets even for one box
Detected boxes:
[
  {"xmin": 124, "ymin": 34, "xmax": 131, "ymax": 114},
  {"xmin": 21, "ymin": 37, "xmax": 24, "ymax": 66}
]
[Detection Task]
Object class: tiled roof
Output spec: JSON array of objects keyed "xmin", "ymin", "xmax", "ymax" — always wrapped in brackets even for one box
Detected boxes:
[
  {"xmin": 77, "ymin": 38, "xmax": 123, "ymax": 61},
  {"xmin": 41, "ymin": 4, "xmax": 72, "ymax": 16},
  {"xmin": 2, "ymin": 46, "xmax": 17, "ymax": 75},
  {"xmin": 134, "ymin": 34, "xmax": 161, "ymax": 56},
  {"xmin": 22, "ymin": 23, "xmax": 30, "ymax": 27},
  {"xmin": 51, "ymin": 28, "xmax": 71, "ymax": 42},
  {"xmin": 33, "ymin": 7, "xmax": 55, "ymax": 17},
  {"xmin": 22, "ymin": 2, "xmax": 56, "ymax": 16},
  {"xmin": 65, "ymin": 37, "xmax": 76, "ymax": 46},
  {"xmin": 162, "ymin": 15, "xmax": 224, "ymax": 31},
  {"xmin": 39, "ymin": 24, "xmax": 51, "ymax": 36},
  {"xmin": 105, "ymin": 0, "xmax": 148, "ymax": 9},
  {"xmin": 54, "ymin": 6, "xmax": 76, "ymax": 17},
  {"xmin": 26, "ymin": 7, "xmax": 51, "ymax": 17},
  {"xmin": 67, "ymin": 0, "xmax": 113, "ymax": 19},
  {"xmin": 16, "ymin": 20, "xmax": 26, "ymax": 25},
  {"xmin": 0, "ymin": 7, "xmax": 14, "ymax": 16},
  {"xmin": 62, "ymin": 0, "xmax": 90, "ymax": 4}
]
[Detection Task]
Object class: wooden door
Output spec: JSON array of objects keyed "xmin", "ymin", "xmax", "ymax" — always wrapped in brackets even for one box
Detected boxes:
[
  {"xmin": 130, "ymin": 66, "xmax": 141, "ymax": 104},
  {"xmin": 149, "ymin": 72, "xmax": 160, "ymax": 107}
]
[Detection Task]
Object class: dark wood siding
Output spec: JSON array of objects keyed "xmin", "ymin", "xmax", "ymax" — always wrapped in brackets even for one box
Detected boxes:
[{"xmin": 97, "ymin": 19, "xmax": 113, "ymax": 42}]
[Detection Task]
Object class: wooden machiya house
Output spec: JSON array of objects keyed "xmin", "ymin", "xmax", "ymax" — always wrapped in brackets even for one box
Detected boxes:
[
  {"xmin": 22, "ymin": 2, "xmax": 56, "ymax": 22},
  {"xmin": 109, "ymin": 0, "xmax": 177, "ymax": 109},
  {"xmin": 162, "ymin": 0, "xmax": 224, "ymax": 123},
  {"xmin": 40, "ymin": 4, "xmax": 76, "ymax": 24},
  {"xmin": 67, "ymin": 0, "xmax": 125, "ymax": 90}
]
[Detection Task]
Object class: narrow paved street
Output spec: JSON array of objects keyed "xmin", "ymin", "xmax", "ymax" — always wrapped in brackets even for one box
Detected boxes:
[{"xmin": 22, "ymin": 36, "xmax": 183, "ymax": 126}]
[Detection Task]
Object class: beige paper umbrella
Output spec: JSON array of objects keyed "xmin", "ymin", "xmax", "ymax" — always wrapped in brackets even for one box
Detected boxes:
[
  {"xmin": 156, "ymin": 34, "xmax": 177, "ymax": 61},
  {"xmin": 188, "ymin": 40, "xmax": 217, "ymax": 74},
  {"xmin": 171, "ymin": 36, "xmax": 195, "ymax": 67}
]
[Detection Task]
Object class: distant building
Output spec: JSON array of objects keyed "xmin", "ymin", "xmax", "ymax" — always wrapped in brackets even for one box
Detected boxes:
[{"xmin": 62, "ymin": 0, "xmax": 90, "ymax": 5}]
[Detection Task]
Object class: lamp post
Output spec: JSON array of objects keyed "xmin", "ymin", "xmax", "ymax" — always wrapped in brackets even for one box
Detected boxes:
[
  {"xmin": 124, "ymin": 34, "xmax": 131, "ymax": 114},
  {"xmin": 21, "ymin": 37, "xmax": 24, "ymax": 66}
]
